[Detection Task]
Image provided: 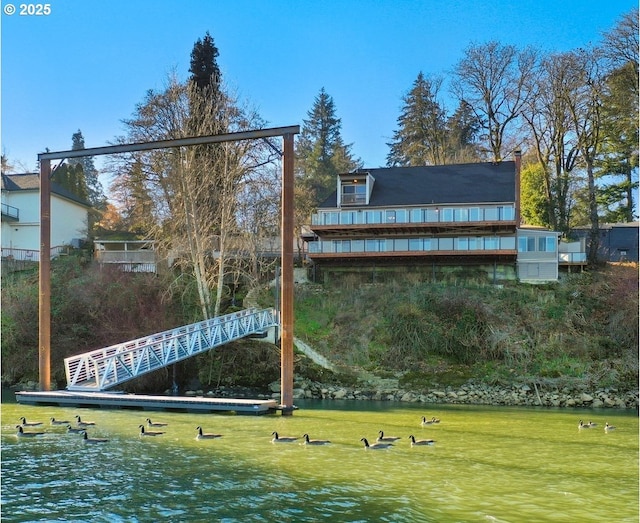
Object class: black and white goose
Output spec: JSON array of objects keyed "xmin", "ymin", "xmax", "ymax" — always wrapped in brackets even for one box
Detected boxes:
[
  {"xmin": 377, "ymin": 430, "xmax": 401, "ymax": 443},
  {"xmin": 421, "ymin": 416, "xmax": 440, "ymax": 426},
  {"xmin": 19, "ymin": 417, "xmax": 43, "ymax": 427},
  {"xmin": 578, "ymin": 420, "xmax": 591, "ymax": 429},
  {"xmin": 301, "ymin": 433, "xmax": 331, "ymax": 445},
  {"xmin": 604, "ymin": 422, "xmax": 617, "ymax": 432},
  {"xmin": 409, "ymin": 434, "xmax": 435, "ymax": 446},
  {"xmin": 139, "ymin": 424, "xmax": 164, "ymax": 437},
  {"xmin": 361, "ymin": 437, "xmax": 393, "ymax": 450},
  {"xmin": 75, "ymin": 415, "xmax": 96, "ymax": 427},
  {"xmin": 81, "ymin": 431, "xmax": 109, "ymax": 444},
  {"xmin": 67, "ymin": 425, "xmax": 85, "ymax": 434},
  {"xmin": 196, "ymin": 426, "xmax": 222, "ymax": 440},
  {"xmin": 146, "ymin": 418, "xmax": 168, "ymax": 428},
  {"xmin": 50, "ymin": 417, "xmax": 70, "ymax": 425},
  {"xmin": 271, "ymin": 431, "xmax": 298, "ymax": 443},
  {"xmin": 16, "ymin": 425, "xmax": 45, "ymax": 438}
]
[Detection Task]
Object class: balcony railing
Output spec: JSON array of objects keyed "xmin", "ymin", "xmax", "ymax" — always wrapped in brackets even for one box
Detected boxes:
[
  {"xmin": 312, "ymin": 204, "xmax": 515, "ymax": 227},
  {"xmin": 1, "ymin": 203, "xmax": 19, "ymax": 221},
  {"xmin": 308, "ymin": 235, "xmax": 517, "ymax": 255}
]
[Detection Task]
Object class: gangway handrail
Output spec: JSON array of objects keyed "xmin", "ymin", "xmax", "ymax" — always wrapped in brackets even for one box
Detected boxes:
[{"xmin": 64, "ymin": 307, "xmax": 278, "ymax": 392}]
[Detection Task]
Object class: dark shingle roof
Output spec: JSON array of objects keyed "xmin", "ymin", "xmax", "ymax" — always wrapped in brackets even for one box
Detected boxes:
[
  {"xmin": 1, "ymin": 173, "xmax": 91, "ymax": 207},
  {"xmin": 319, "ymin": 161, "xmax": 516, "ymax": 208}
]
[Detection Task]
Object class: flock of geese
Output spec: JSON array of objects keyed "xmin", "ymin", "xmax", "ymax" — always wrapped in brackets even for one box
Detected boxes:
[
  {"xmin": 14, "ymin": 414, "xmax": 620, "ymax": 447},
  {"xmin": 14, "ymin": 414, "xmax": 442, "ymax": 449}
]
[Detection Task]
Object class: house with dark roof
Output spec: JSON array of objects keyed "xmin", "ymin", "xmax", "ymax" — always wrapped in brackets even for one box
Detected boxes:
[
  {"xmin": 1, "ymin": 173, "xmax": 90, "ymax": 261},
  {"xmin": 305, "ymin": 154, "xmax": 567, "ymax": 283}
]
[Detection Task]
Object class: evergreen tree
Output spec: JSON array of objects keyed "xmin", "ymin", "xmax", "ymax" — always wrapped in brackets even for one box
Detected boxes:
[
  {"xmin": 296, "ymin": 88, "xmax": 360, "ymax": 205},
  {"xmin": 53, "ymin": 163, "xmax": 88, "ymax": 201},
  {"xmin": 68, "ymin": 130, "xmax": 105, "ymax": 209},
  {"xmin": 445, "ymin": 100, "xmax": 484, "ymax": 163},
  {"xmin": 189, "ymin": 31, "xmax": 221, "ymax": 93},
  {"xmin": 386, "ymin": 73, "xmax": 448, "ymax": 166}
]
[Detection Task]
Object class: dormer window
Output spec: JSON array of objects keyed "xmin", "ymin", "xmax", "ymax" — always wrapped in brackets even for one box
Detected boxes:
[{"xmin": 341, "ymin": 180, "xmax": 367, "ymax": 205}]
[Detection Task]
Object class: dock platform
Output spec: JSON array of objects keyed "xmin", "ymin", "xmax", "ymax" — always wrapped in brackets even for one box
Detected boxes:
[{"xmin": 15, "ymin": 390, "xmax": 278, "ymax": 415}]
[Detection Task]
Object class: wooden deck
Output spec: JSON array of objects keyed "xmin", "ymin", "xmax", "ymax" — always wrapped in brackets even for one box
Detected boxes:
[{"xmin": 15, "ymin": 390, "xmax": 278, "ymax": 415}]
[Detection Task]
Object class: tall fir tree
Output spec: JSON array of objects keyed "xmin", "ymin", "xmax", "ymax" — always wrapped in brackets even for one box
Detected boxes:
[
  {"xmin": 189, "ymin": 31, "xmax": 221, "ymax": 94},
  {"xmin": 296, "ymin": 88, "xmax": 360, "ymax": 205},
  {"xmin": 386, "ymin": 73, "xmax": 448, "ymax": 167},
  {"xmin": 68, "ymin": 130, "xmax": 105, "ymax": 208}
]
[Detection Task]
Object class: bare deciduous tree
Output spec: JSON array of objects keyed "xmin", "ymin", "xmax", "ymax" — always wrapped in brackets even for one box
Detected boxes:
[{"xmin": 451, "ymin": 41, "xmax": 538, "ymax": 161}]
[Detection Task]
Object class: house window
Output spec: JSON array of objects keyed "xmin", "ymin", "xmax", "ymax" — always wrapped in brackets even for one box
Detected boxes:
[
  {"xmin": 469, "ymin": 208, "xmax": 481, "ymax": 221},
  {"xmin": 485, "ymin": 207, "xmax": 498, "ymax": 220},
  {"xmin": 518, "ymin": 237, "xmax": 527, "ymax": 252},
  {"xmin": 439, "ymin": 238, "xmax": 454, "ymax": 250},
  {"xmin": 409, "ymin": 238, "xmax": 422, "ymax": 251},
  {"xmin": 454, "ymin": 208, "xmax": 468, "ymax": 222},
  {"xmin": 499, "ymin": 206, "xmax": 515, "ymax": 220},
  {"xmin": 442, "ymin": 208, "xmax": 454, "ymax": 222},
  {"xmin": 340, "ymin": 211, "xmax": 355, "ymax": 225},
  {"xmin": 386, "ymin": 210, "xmax": 396, "ymax": 223},
  {"xmin": 425, "ymin": 209, "xmax": 439, "ymax": 222},
  {"xmin": 352, "ymin": 240, "xmax": 365, "ymax": 252},
  {"xmin": 456, "ymin": 237, "xmax": 469, "ymax": 250},
  {"xmin": 410, "ymin": 209, "xmax": 423, "ymax": 223},
  {"xmin": 394, "ymin": 238, "xmax": 408, "ymax": 251},
  {"xmin": 485, "ymin": 237, "xmax": 499, "ymax": 250},
  {"xmin": 468, "ymin": 237, "xmax": 482, "ymax": 250},
  {"xmin": 341, "ymin": 182, "xmax": 366, "ymax": 205},
  {"xmin": 365, "ymin": 210, "xmax": 382, "ymax": 224},
  {"xmin": 501, "ymin": 237, "xmax": 516, "ymax": 249}
]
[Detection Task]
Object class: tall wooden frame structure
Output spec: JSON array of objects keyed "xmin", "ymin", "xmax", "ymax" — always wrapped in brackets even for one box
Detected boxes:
[{"xmin": 38, "ymin": 125, "xmax": 299, "ymax": 414}]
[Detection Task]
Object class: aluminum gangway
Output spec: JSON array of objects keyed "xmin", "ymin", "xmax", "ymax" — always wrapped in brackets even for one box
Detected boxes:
[{"xmin": 64, "ymin": 308, "xmax": 278, "ymax": 392}]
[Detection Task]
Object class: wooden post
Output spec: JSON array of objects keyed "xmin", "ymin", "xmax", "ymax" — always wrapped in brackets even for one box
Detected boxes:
[
  {"xmin": 280, "ymin": 133, "xmax": 295, "ymax": 414},
  {"xmin": 39, "ymin": 159, "xmax": 52, "ymax": 391}
]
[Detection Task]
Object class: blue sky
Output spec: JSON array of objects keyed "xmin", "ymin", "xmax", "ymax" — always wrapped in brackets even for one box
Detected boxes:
[{"xmin": 1, "ymin": 0, "xmax": 636, "ymax": 173}]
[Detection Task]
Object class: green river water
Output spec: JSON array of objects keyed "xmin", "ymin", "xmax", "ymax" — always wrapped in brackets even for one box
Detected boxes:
[{"xmin": 1, "ymin": 395, "xmax": 638, "ymax": 522}]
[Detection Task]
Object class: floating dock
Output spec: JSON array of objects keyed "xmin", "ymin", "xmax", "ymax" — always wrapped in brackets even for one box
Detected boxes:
[{"xmin": 15, "ymin": 390, "xmax": 278, "ymax": 415}]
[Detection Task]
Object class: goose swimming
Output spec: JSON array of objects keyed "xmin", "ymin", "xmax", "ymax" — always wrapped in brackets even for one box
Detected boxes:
[
  {"xmin": 408, "ymin": 434, "xmax": 435, "ymax": 446},
  {"xmin": 75, "ymin": 415, "xmax": 96, "ymax": 427},
  {"xmin": 19, "ymin": 417, "xmax": 43, "ymax": 427},
  {"xmin": 50, "ymin": 417, "xmax": 70, "ymax": 425},
  {"xmin": 81, "ymin": 431, "xmax": 109, "ymax": 444},
  {"xmin": 271, "ymin": 431, "xmax": 298, "ymax": 443},
  {"xmin": 67, "ymin": 425, "xmax": 85, "ymax": 434},
  {"xmin": 578, "ymin": 420, "xmax": 591, "ymax": 429},
  {"xmin": 139, "ymin": 424, "xmax": 164, "ymax": 437},
  {"xmin": 361, "ymin": 437, "xmax": 393, "ymax": 450},
  {"xmin": 196, "ymin": 426, "xmax": 222, "ymax": 440},
  {"xmin": 421, "ymin": 416, "xmax": 440, "ymax": 426},
  {"xmin": 377, "ymin": 430, "xmax": 401, "ymax": 443},
  {"xmin": 146, "ymin": 418, "xmax": 168, "ymax": 427},
  {"xmin": 604, "ymin": 422, "xmax": 616, "ymax": 432},
  {"xmin": 301, "ymin": 433, "xmax": 331, "ymax": 445},
  {"xmin": 16, "ymin": 425, "xmax": 45, "ymax": 438}
]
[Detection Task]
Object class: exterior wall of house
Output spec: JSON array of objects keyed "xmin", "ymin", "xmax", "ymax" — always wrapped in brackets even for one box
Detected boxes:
[
  {"xmin": 1, "ymin": 190, "xmax": 88, "ymax": 252},
  {"xmin": 516, "ymin": 228, "xmax": 560, "ymax": 282}
]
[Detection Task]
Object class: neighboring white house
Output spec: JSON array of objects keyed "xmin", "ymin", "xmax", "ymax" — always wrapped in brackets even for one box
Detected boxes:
[{"xmin": 1, "ymin": 173, "xmax": 90, "ymax": 259}]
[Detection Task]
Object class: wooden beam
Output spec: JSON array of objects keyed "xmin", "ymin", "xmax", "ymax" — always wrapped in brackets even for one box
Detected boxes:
[
  {"xmin": 280, "ymin": 132, "xmax": 295, "ymax": 415},
  {"xmin": 39, "ymin": 159, "xmax": 51, "ymax": 391}
]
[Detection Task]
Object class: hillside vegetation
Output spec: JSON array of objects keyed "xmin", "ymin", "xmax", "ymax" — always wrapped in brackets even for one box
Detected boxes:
[
  {"xmin": 2, "ymin": 258, "xmax": 637, "ymax": 393},
  {"xmin": 282, "ymin": 264, "xmax": 638, "ymax": 392}
]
